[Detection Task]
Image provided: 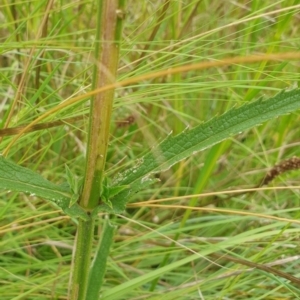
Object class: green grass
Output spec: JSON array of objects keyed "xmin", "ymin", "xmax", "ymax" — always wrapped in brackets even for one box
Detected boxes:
[{"xmin": 1, "ymin": 0, "xmax": 300, "ymax": 299}]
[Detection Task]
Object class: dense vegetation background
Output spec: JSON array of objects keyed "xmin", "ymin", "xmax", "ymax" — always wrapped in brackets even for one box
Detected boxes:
[{"xmin": 1, "ymin": 1, "xmax": 300, "ymax": 299}]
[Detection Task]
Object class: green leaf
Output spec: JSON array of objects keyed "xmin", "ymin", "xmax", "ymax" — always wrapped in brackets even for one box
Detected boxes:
[
  {"xmin": 0, "ymin": 156, "xmax": 71, "ymax": 204},
  {"xmin": 65, "ymin": 164, "xmax": 83, "ymax": 207},
  {"xmin": 0, "ymin": 156, "xmax": 88, "ymax": 220},
  {"xmin": 63, "ymin": 203, "xmax": 89, "ymax": 221},
  {"xmin": 109, "ymin": 89, "xmax": 300, "ymax": 212},
  {"xmin": 108, "ymin": 185, "xmax": 130, "ymax": 198},
  {"xmin": 86, "ymin": 220, "xmax": 115, "ymax": 299},
  {"xmin": 65, "ymin": 164, "xmax": 76, "ymax": 193},
  {"xmin": 95, "ymin": 177, "xmax": 159, "ymax": 214},
  {"xmin": 69, "ymin": 193, "xmax": 80, "ymax": 208}
]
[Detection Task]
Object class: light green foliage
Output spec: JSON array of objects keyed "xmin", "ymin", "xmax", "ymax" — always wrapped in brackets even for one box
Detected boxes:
[
  {"xmin": 99, "ymin": 176, "xmax": 129, "ymax": 209},
  {"xmin": 99, "ymin": 177, "xmax": 114, "ymax": 209},
  {"xmin": 63, "ymin": 203, "xmax": 89, "ymax": 221},
  {"xmin": 2, "ymin": 1, "xmax": 300, "ymax": 299},
  {"xmin": 65, "ymin": 164, "xmax": 83, "ymax": 207}
]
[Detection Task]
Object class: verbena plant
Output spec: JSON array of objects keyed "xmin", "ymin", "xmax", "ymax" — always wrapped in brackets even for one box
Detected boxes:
[{"xmin": 1, "ymin": 1, "xmax": 300, "ymax": 299}]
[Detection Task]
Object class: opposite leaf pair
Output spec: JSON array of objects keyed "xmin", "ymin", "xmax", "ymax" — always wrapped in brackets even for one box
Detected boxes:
[{"xmin": 1, "ymin": 89, "xmax": 300, "ymax": 219}]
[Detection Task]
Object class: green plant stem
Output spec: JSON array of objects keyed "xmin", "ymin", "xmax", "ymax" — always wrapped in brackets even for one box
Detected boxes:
[
  {"xmin": 69, "ymin": 217, "xmax": 95, "ymax": 300},
  {"xmin": 69, "ymin": 0, "xmax": 125, "ymax": 299},
  {"xmin": 80, "ymin": 0, "xmax": 125, "ymax": 210}
]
